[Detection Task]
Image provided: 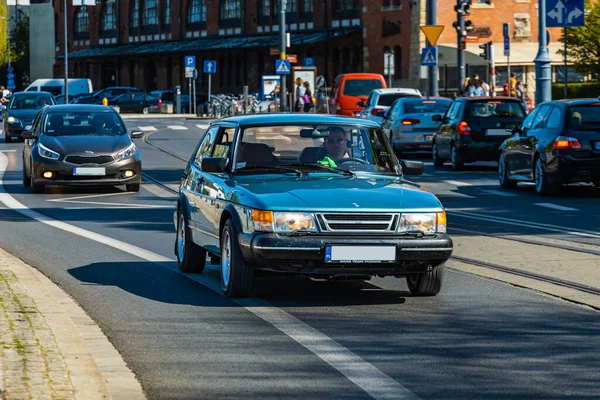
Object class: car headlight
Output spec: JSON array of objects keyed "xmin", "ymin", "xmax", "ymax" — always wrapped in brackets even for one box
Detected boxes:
[
  {"xmin": 117, "ymin": 143, "xmax": 136, "ymax": 160},
  {"xmin": 38, "ymin": 143, "xmax": 60, "ymax": 160},
  {"xmin": 7, "ymin": 116, "xmax": 18, "ymax": 124},
  {"xmin": 398, "ymin": 212, "xmax": 446, "ymax": 234},
  {"xmin": 251, "ymin": 210, "xmax": 317, "ymax": 233}
]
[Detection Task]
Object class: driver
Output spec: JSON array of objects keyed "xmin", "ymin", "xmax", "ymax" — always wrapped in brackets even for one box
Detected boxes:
[{"xmin": 318, "ymin": 126, "xmax": 350, "ymax": 168}]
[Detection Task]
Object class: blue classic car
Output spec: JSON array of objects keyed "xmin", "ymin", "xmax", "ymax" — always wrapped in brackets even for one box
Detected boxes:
[{"xmin": 175, "ymin": 114, "xmax": 453, "ymax": 298}]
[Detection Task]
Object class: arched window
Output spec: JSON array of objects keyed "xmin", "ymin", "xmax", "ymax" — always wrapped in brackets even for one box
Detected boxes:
[
  {"xmin": 130, "ymin": 0, "xmax": 140, "ymax": 31},
  {"xmin": 142, "ymin": 0, "xmax": 158, "ymax": 28},
  {"xmin": 74, "ymin": 6, "xmax": 89, "ymax": 39},
  {"xmin": 188, "ymin": 0, "xmax": 207, "ymax": 26},
  {"xmin": 259, "ymin": 0, "xmax": 271, "ymax": 18},
  {"xmin": 100, "ymin": 4, "xmax": 116, "ymax": 35},
  {"xmin": 301, "ymin": 0, "xmax": 312, "ymax": 14},
  {"xmin": 221, "ymin": 0, "xmax": 241, "ymax": 21},
  {"xmin": 163, "ymin": 0, "xmax": 171, "ymax": 28}
]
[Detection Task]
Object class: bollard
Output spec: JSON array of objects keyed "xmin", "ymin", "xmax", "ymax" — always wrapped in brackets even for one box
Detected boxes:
[{"xmin": 243, "ymin": 86, "xmax": 249, "ymax": 114}]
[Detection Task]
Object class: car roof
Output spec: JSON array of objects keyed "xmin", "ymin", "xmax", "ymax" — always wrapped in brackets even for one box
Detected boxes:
[
  {"xmin": 12, "ymin": 91, "xmax": 54, "ymax": 96},
  {"xmin": 395, "ymin": 96, "xmax": 450, "ymax": 102},
  {"xmin": 373, "ymin": 88, "xmax": 421, "ymax": 95},
  {"xmin": 459, "ymin": 96, "xmax": 522, "ymax": 102},
  {"xmin": 552, "ymin": 98, "xmax": 600, "ymax": 106},
  {"xmin": 44, "ymin": 104, "xmax": 118, "ymax": 113},
  {"xmin": 218, "ymin": 113, "xmax": 382, "ymax": 128}
]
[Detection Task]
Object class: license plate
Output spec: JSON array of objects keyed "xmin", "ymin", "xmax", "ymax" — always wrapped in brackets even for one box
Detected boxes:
[
  {"xmin": 486, "ymin": 129, "xmax": 510, "ymax": 136},
  {"xmin": 594, "ymin": 142, "xmax": 600, "ymax": 150},
  {"xmin": 24, "ymin": 125, "xmax": 32, "ymax": 130},
  {"xmin": 73, "ymin": 167, "xmax": 106, "ymax": 176},
  {"xmin": 325, "ymin": 245, "xmax": 396, "ymax": 263}
]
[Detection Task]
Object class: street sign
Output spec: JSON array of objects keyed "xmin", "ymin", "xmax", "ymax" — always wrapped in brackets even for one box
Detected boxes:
[
  {"xmin": 304, "ymin": 57, "xmax": 314, "ymax": 67},
  {"xmin": 465, "ymin": 34, "xmax": 479, "ymax": 43},
  {"xmin": 503, "ymin": 23, "xmax": 510, "ymax": 38},
  {"xmin": 270, "ymin": 47, "xmax": 280, "ymax": 55},
  {"xmin": 7, "ymin": 79, "xmax": 15, "ymax": 90},
  {"xmin": 504, "ymin": 36, "xmax": 510, "ymax": 57},
  {"xmin": 420, "ymin": 25, "xmax": 445, "ymax": 47},
  {"xmin": 7, "ymin": 73, "xmax": 14, "ymax": 80},
  {"xmin": 286, "ymin": 54, "xmax": 298, "ymax": 63},
  {"xmin": 383, "ymin": 52, "xmax": 395, "ymax": 75},
  {"xmin": 275, "ymin": 59, "xmax": 291, "ymax": 75},
  {"xmin": 546, "ymin": 0, "xmax": 584, "ymax": 27},
  {"xmin": 185, "ymin": 68, "xmax": 194, "ymax": 78},
  {"xmin": 184, "ymin": 55, "xmax": 196, "ymax": 68},
  {"xmin": 7, "ymin": 66, "xmax": 14, "ymax": 73},
  {"xmin": 421, "ymin": 48, "xmax": 437, "ymax": 67},
  {"xmin": 203, "ymin": 60, "xmax": 216, "ymax": 74}
]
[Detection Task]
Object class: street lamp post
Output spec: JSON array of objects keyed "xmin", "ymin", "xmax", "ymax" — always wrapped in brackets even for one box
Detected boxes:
[
  {"xmin": 534, "ymin": 0, "xmax": 552, "ymax": 105},
  {"xmin": 64, "ymin": 0, "xmax": 69, "ymax": 103},
  {"xmin": 279, "ymin": 0, "xmax": 287, "ymax": 111}
]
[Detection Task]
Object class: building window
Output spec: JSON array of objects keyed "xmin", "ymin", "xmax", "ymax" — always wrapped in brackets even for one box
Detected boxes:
[
  {"xmin": 301, "ymin": 0, "xmax": 313, "ymax": 13},
  {"xmin": 275, "ymin": 0, "xmax": 297, "ymax": 22},
  {"xmin": 74, "ymin": 6, "xmax": 89, "ymax": 39},
  {"xmin": 100, "ymin": 4, "xmax": 116, "ymax": 36},
  {"xmin": 188, "ymin": 0, "xmax": 207, "ymax": 25},
  {"xmin": 163, "ymin": 0, "xmax": 171, "ymax": 28},
  {"xmin": 334, "ymin": 0, "xmax": 359, "ymax": 17},
  {"xmin": 131, "ymin": 0, "xmax": 140, "ymax": 31},
  {"xmin": 142, "ymin": 0, "xmax": 159, "ymax": 28},
  {"xmin": 394, "ymin": 45, "xmax": 402, "ymax": 80},
  {"xmin": 259, "ymin": 0, "xmax": 270, "ymax": 17},
  {"xmin": 221, "ymin": 0, "xmax": 241, "ymax": 20},
  {"xmin": 478, "ymin": 0, "xmax": 491, "ymax": 4}
]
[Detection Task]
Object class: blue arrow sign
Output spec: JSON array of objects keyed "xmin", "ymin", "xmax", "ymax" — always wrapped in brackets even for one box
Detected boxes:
[
  {"xmin": 546, "ymin": 0, "xmax": 585, "ymax": 27},
  {"xmin": 7, "ymin": 73, "xmax": 14, "ymax": 80},
  {"xmin": 184, "ymin": 55, "xmax": 196, "ymax": 68},
  {"xmin": 503, "ymin": 23, "xmax": 509, "ymax": 38},
  {"xmin": 7, "ymin": 79, "xmax": 15, "ymax": 88},
  {"xmin": 275, "ymin": 59, "xmax": 291, "ymax": 75},
  {"xmin": 421, "ymin": 48, "xmax": 437, "ymax": 67},
  {"xmin": 203, "ymin": 60, "xmax": 216, "ymax": 74}
]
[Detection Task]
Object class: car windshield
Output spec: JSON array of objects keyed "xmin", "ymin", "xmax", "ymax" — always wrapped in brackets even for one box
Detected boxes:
[
  {"xmin": 568, "ymin": 104, "xmax": 600, "ymax": 127},
  {"xmin": 235, "ymin": 124, "xmax": 401, "ymax": 175},
  {"xmin": 9, "ymin": 95, "xmax": 54, "ymax": 110},
  {"xmin": 42, "ymin": 111, "xmax": 126, "ymax": 136},
  {"xmin": 342, "ymin": 80, "xmax": 384, "ymax": 96},
  {"xmin": 404, "ymin": 99, "xmax": 452, "ymax": 113},
  {"xmin": 378, "ymin": 93, "xmax": 420, "ymax": 106},
  {"xmin": 466, "ymin": 100, "xmax": 525, "ymax": 118}
]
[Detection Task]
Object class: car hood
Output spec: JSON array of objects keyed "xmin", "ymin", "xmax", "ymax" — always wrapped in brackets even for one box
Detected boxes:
[
  {"xmin": 39, "ymin": 134, "xmax": 131, "ymax": 155},
  {"xmin": 229, "ymin": 174, "xmax": 442, "ymax": 212},
  {"xmin": 7, "ymin": 109, "xmax": 39, "ymax": 122}
]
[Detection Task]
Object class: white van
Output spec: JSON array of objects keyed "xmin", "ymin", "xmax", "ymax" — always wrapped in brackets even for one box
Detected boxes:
[{"xmin": 24, "ymin": 78, "xmax": 93, "ymax": 97}]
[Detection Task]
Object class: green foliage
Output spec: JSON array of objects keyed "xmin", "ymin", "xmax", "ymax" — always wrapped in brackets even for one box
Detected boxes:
[
  {"xmin": 552, "ymin": 82, "xmax": 600, "ymax": 99},
  {"xmin": 558, "ymin": 0, "xmax": 600, "ymax": 77},
  {"xmin": 0, "ymin": 4, "xmax": 7, "ymax": 66},
  {"xmin": 10, "ymin": 11, "xmax": 30, "ymax": 88}
]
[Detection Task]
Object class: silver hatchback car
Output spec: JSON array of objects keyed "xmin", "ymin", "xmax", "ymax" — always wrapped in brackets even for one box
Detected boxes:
[{"xmin": 383, "ymin": 97, "xmax": 452, "ymax": 154}]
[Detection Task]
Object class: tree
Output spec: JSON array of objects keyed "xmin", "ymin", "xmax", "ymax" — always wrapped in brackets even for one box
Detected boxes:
[
  {"xmin": 0, "ymin": 3, "xmax": 8, "ymax": 67},
  {"xmin": 558, "ymin": 0, "xmax": 600, "ymax": 78},
  {"xmin": 9, "ymin": 10, "xmax": 29, "ymax": 89}
]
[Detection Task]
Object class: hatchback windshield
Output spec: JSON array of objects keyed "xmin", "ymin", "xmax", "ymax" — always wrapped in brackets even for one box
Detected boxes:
[
  {"xmin": 404, "ymin": 99, "xmax": 452, "ymax": 113},
  {"xmin": 465, "ymin": 100, "xmax": 525, "ymax": 118},
  {"xmin": 235, "ymin": 124, "xmax": 400, "ymax": 174},
  {"xmin": 42, "ymin": 111, "xmax": 126, "ymax": 136},
  {"xmin": 343, "ymin": 80, "xmax": 384, "ymax": 96},
  {"xmin": 9, "ymin": 95, "xmax": 55, "ymax": 110},
  {"xmin": 378, "ymin": 94, "xmax": 420, "ymax": 106},
  {"xmin": 568, "ymin": 104, "xmax": 600, "ymax": 127}
]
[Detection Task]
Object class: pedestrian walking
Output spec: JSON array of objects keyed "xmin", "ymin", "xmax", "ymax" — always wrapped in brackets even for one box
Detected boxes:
[
  {"xmin": 294, "ymin": 77, "xmax": 306, "ymax": 112},
  {"xmin": 302, "ymin": 81, "xmax": 314, "ymax": 113}
]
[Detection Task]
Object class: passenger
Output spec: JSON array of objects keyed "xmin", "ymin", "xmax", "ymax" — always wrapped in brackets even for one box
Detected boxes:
[
  {"xmin": 318, "ymin": 126, "xmax": 350, "ymax": 168},
  {"xmin": 38, "ymin": 98, "xmax": 49, "ymax": 108}
]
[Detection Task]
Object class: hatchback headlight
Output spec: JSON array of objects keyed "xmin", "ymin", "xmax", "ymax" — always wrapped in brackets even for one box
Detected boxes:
[
  {"xmin": 38, "ymin": 143, "xmax": 60, "ymax": 160},
  {"xmin": 7, "ymin": 116, "xmax": 18, "ymax": 124},
  {"xmin": 117, "ymin": 143, "xmax": 136, "ymax": 160},
  {"xmin": 398, "ymin": 212, "xmax": 446, "ymax": 234},
  {"xmin": 251, "ymin": 210, "xmax": 317, "ymax": 233}
]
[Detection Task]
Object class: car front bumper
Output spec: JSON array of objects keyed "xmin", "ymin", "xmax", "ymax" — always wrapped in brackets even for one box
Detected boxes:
[
  {"xmin": 32, "ymin": 157, "xmax": 141, "ymax": 186},
  {"xmin": 238, "ymin": 233, "xmax": 453, "ymax": 276}
]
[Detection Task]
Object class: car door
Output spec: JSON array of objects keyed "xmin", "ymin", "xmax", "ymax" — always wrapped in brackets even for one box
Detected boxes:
[
  {"xmin": 183, "ymin": 126, "xmax": 219, "ymax": 249},
  {"xmin": 131, "ymin": 93, "xmax": 146, "ymax": 112},
  {"xmin": 437, "ymin": 101, "xmax": 460, "ymax": 159},
  {"xmin": 116, "ymin": 94, "xmax": 134, "ymax": 112},
  {"xmin": 518, "ymin": 105, "xmax": 552, "ymax": 178},
  {"xmin": 360, "ymin": 93, "xmax": 374, "ymax": 119},
  {"xmin": 23, "ymin": 111, "xmax": 43, "ymax": 177}
]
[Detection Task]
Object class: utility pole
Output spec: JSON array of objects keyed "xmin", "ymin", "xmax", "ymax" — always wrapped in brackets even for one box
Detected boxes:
[
  {"xmin": 426, "ymin": 0, "xmax": 438, "ymax": 96},
  {"xmin": 279, "ymin": 0, "xmax": 287, "ymax": 111},
  {"xmin": 63, "ymin": 0, "xmax": 69, "ymax": 103},
  {"xmin": 454, "ymin": 0, "xmax": 470, "ymax": 96},
  {"xmin": 534, "ymin": 0, "xmax": 552, "ymax": 105}
]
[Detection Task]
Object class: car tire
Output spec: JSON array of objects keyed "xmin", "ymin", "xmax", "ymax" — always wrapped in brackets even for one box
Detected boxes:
[
  {"xmin": 498, "ymin": 154, "xmax": 517, "ymax": 189},
  {"xmin": 126, "ymin": 182, "xmax": 140, "ymax": 192},
  {"xmin": 30, "ymin": 169, "xmax": 44, "ymax": 194},
  {"xmin": 432, "ymin": 142, "xmax": 444, "ymax": 167},
  {"xmin": 451, "ymin": 144, "xmax": 464, "ymax": 171},
  {"xmin": 22, "ymin": 159, "xmax": 30, "ymax": 187},
  {"xmin": 406, "ymin": 266, "xmax": 445, "ymax": 296},
  {"xmin": 176, "ymin": 210, "xmax": 207, "ymax": 273},
  {"xmin": 220, "ymin": 219, "xmax": 254, "ymax": 298},
  {"xmin": 142, "ymin": 107, "xmax": 149, "ymax": 115},
  {"xmin": 534, "ymin": 157, "xmax": 557, "ymax": 196}
]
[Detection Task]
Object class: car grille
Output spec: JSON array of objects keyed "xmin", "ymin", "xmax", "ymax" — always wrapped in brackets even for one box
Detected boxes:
[
  {"xmin": 317, "ymin": 213, "xmax": 398, "ymax": 233},
  {"xmin": 64, "ymin": 155, "xmax": 115, "ymax": 165}
]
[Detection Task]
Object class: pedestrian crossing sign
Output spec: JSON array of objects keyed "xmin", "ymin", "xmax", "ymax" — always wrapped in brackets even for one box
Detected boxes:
[
  {"xmin": 276, "ymin": 59, "xmax": 291, "ymax": 75},
  {"xmin": 421, "ymin": 48, "xmax": 437, "ymax": 66}
]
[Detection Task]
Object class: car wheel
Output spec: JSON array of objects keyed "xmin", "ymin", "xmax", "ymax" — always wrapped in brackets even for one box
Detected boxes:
[
  {"xmin": 22, "ymin": 158, "xmax": 30, "ymax": 187},
  {"xmin": 432, "ymin": 142, "xmax": 444, "ymax": 167},
  {"xmin": 451, "ymin": 144, "xmax": 464, "ymax": 171},
  {"xmin": 176, "ymin": 210, "xmax": 207, "ymax": 273},
  {"xmin": 498, "ymin": 154, "xmax": 517, "ymax": 189},
  {"xmin": 220, "ymin": 219, "xmax": 254, "ymax": 298},
  {"xmin": 406, "ymin": 266, "xmax": 445, "ymax": 296},
  {"xmin": 30, "ymin": 168, "xmax": 44, "ymax": 194},
  {"xmin": 126, "ymin": 182, "xmax": 140, "ymax": 192},
  {"xmin": 534, "ymin": 157, "xmax": 557, "ymax": 196},
  {"xmin": 142, "ymin": 107, "xmax": 149, "ymax": 115}
]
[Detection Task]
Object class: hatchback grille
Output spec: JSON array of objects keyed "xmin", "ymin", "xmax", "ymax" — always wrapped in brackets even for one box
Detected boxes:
[
  {"xmin": 318, "ymin": 213, "xmax": 398, "ymax": 233},
  {"xmin": 64, "ymin": 155, "xmax": 114, "ymax": 165}
]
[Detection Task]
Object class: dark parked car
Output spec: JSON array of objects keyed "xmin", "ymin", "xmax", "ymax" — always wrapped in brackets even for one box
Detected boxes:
[
  {"xmin": 432, "ymin": 97, "xmax": 526, "ymax": 170},
  {"xmin": 73, "ymin": 86, "xmax": 139, "ymax": 104},
  {"xmin": 3, "ymin": 91, "xmax": 56, "ymax": 142},
  {"xmin": 21, "ymin": 104, "xmax": 144, "ymax": 193},
  {"xmin": 498, "ymin": 99, "xmax": 600, "ymax": 195},
  {"xmin": 109, "ymin": 92, "xmax": 159, "ymax": 114},
  {"xmin": 174, "ymin": 114, "xmax": 453, "ymax": 298}
]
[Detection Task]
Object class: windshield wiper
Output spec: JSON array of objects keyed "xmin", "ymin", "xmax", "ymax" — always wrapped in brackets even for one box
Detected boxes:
[
  {"xmin": 289, "ymin": 163, "xmax": 355, "ymax": 176},
  {"xmin": 235, "ymin": 165, "xmax": 304, "ymax": 176}
]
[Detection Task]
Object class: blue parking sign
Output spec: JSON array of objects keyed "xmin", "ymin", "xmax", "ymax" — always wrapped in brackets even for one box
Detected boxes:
[{"xmin": 184, "ymin": 56, "xmax": 196, "ymax": 68}]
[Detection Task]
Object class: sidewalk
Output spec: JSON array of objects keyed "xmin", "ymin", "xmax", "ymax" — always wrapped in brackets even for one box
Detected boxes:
[{"xmin": 0, "ymin": 248, "xmax": 145, "ymax": 399}]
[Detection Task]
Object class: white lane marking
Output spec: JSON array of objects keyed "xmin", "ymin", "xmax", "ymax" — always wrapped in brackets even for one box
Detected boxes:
[
  {"xmin": 481, "ymin": 190, "xmax": 519, "ymax": 197},
  {"xmin": 0, "ymin": 152, "xmax": 418, "ymax": 400},
  {"xmin": 449, "ymin": 210, "xmax": 600, "ymax": 239},
  {"xmin": 443, "ymin": 180, "xmax": 472, "ymax": 187},
  {"xmin": 53, "ymin": 200, "xmax": 173, "ymax": 208},
  {"xmin": 48, "ymin": 192, "xmax": 136, "ymax": 202},
  {"xmin": 196, "ymin": 124, "xmax": 209, "ymax": 130},
  {"xmin": 0, "ymin": 149, "xmax": 16, "ymax": 152},
  {"xmin": 534, "ymin": 203, "xmax": 579, "ymax": 212},
  {"xmin": 167, "ymin": 125, "xmax": 188, "ymax": 130},
  {"xmin": 138, "ymin": 126, "xmax": 157, "ymax": 131}
]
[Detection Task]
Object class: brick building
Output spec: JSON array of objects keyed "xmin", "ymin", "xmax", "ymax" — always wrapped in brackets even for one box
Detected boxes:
[{"xmin": 53, "ymin": 0, "xmax": 422, "ymax": 97}]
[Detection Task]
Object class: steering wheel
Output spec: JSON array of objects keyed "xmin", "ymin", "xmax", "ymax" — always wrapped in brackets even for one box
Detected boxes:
[{"xmin": 337, "ymin": 158, "xmax": 369, "ymax": 165}]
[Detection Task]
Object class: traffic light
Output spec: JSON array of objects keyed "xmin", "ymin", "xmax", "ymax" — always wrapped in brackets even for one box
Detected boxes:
[
  {"xmin": 465, "ymin": 20, "xmax": 475, "ymax": 33},
  {"xmin": 454, "ymin": 0, "xmax": 471, "ymax": 15},
  {"xmin": 479, "ymin": 42, "xmax": 492, "ymax": 60}
]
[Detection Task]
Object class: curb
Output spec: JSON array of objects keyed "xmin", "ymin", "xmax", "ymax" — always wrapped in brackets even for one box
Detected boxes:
[{"xmin": 0, "ymin": 248, "xmax": 146, "ymax": 400}]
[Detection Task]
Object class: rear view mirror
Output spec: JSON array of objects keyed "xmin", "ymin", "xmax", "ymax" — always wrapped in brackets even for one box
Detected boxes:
[
  {"xmin": 21, "ymin": 131, "xmax": 34, "ymax": 140},
  {"xmin": 130, "ymin": 129, "xmax": 144, "ymax": 139},
  {"xmin": 300, "ymin": 128, "xmax": 330, "ymax": 138},
  {"xmin": 400, "ymin": 160, "xmax": 424, "ymax": 176},
  {"xmin": 357, "ymin": 101, "xmax": 365, "ymax": 107},
  {"xmin": 432, "ymin": 114, "xmax": 443, "ymax": 122},
  {"xmin": 202, "ymin": 157, "xmax": 228, "ymax": 173}
]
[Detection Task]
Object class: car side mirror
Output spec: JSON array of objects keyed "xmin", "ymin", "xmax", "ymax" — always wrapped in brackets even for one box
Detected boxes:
[
  {"xmin": 202, "ymin": 157, "xmax": 228, "ymax": 173},
  {"xmin": 21, "ymin": 131, "xmax": 34, "ymax": 140},
  {"xmin": 130, "ymin": 129, "xmax": 144, "ymax": 139},
  {"xmin": 432, "ymin": 114, "xmax": 443, "ymax": 122},
  {"xmin": 357, "ymin": 101, "xmax": 364, "ymax": 107},
  {"xmin": 400, "ymin": 160, "xmax": 424, "ymax": 176},
  {"xmin": 442, "ymin": 117, "xmax": 450, "ymax": 124}
]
